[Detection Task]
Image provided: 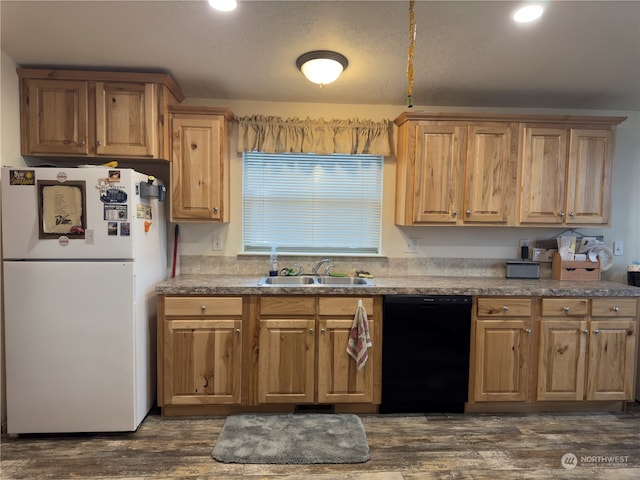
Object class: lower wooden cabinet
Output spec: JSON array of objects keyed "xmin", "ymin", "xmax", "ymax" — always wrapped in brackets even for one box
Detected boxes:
[
  {"xmin": 256, "ymin": 296, "xmax": 315, "ymax": 403},
  {"xmin": 160, "ymin": 296, "xmax": 243, "ymax": 406},
  {"xmin": 158, "ymin": 293, "xmax": 381, "ymax": 415},
  {"xmin": 257, "ymin": 296, "xmax": 379, "ymax": 405},
  {"xmin": 472, "ymin": 298, "xmax": 533, "ymax": 402},
  {"xmin": 471, "ymin": 296, "xmax": 638, "ymax": 410},
  {"xmin": 537, "ymin": 297, "xmax": 637, "ymax": 401}
]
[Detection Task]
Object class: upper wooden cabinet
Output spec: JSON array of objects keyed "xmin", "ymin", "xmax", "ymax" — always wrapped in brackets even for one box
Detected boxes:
[
  {"xmin": 395, "ymin": 114, "xmax": 516, "ymax": 225},
  {"xmin": 394, "ymin": 112, "xmax": 625, "ymax": 227},
  {"xmin": 18, "ymin": 69, "xmax": 184, "ymax": 160},
  {"xmin": 519, "ymin": 125, "xmax": 616, "ymax": 225},
  {"xmin": 169, "ymin": 106, "xmax": 233, "ymax": 223}
]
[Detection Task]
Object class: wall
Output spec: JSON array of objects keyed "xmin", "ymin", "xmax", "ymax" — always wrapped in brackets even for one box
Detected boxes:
[{"xmin": 177, "ymin": 97, "xmax": 640, "ymax": 283}]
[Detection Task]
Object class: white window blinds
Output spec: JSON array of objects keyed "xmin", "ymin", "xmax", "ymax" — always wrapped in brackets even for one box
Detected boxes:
[{"xmin": 243, "ymin": 152, "xmax": 383, "ymax": 255}]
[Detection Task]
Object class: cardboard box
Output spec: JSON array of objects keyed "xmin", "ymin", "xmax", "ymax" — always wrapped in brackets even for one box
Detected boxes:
[{"xmin": 552, "ymin": 252, "xmax": 600, "ymax": 281}]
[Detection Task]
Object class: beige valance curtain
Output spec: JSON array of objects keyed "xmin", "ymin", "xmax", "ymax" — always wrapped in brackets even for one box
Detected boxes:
[{"xmin": 236, "ymin": 115, "xmax": 393, "ymax": 156}]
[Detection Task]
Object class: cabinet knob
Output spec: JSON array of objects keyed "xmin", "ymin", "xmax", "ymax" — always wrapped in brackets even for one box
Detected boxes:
[
  {"xmin": 465, "ymin": 210, "xmax": 472, "ymax": 217},
  {"xmin": 96, "ymin": 140, "xmax": 102, "ymax": 146},
  {"xmin": 583, "ymin": 329, "xmax": 589, "ymax": 334},
  {"xmin": 212, "ymin": 207, "xmax": 218, "ymax": 213},
  {"xmin": 612, "ymin": 306, "xmax": 620, "ymax": 312},
  {"xmin": 235, "ymin": 328, "xmax": 241, "ymax": 335},
  {"xmin": 503, "ymin": 305, "xmax": 509, "ymax": 312},
  {"xmin": 563, "ymin": 306, "xmax": 570, "ymax": 314},
  {"xmin": 525, "ymin": 328, "xmax": 532, "ymax": 334},
  {"xmin": 593, "ymin": 329, "xmax": 600, "ymax": 335},
  {"xmin": 569, "ymin": 212, "xmax": 575, "ymax": 218},
  {"xmin": 560, "ymin": 212, "xmax": 565, "ymax": 218},
  {"xmin": 79, "ymin": 140, "xmax": 86, "ymax": 146},
  {"xmin": 320, "ymin": 328, "xmax": 326, "ymax": 335},
  {"xmin": 309, "ymin": 328, "xmax": 314, "ymax": 334},
  {"xmin": 200, "ymin": 305, "xmax": 206, "ymax": 313},
  {"xmin": 451, "ymin": 210, "xmax": 458, "ymax": 217}
]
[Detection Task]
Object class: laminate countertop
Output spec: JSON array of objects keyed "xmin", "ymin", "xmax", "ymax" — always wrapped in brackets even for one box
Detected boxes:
[{"xmin": 156, "ymin": 275, "xmax": 640, "ymax": 297}]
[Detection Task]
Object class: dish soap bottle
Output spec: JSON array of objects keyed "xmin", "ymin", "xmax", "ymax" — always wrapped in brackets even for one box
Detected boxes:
[{"xmin": 269, "ymin": 246, "xmax": 278, "ymax": 276}]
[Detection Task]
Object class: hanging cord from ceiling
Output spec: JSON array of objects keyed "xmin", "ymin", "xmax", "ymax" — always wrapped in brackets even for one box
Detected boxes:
[{"xmin": 406, "ymin": 0, "xmax": 416, "ymax": 108}]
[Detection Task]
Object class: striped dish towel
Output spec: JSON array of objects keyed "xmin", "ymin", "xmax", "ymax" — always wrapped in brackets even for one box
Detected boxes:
[{"xmin": 346, "ymin": 299, "xmax": 372, "ymax": 370}]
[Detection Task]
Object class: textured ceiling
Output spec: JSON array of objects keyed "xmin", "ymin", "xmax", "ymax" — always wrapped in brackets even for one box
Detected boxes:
[{"xmin": 1, "ymin": 0, "xmax": 639, "ymax": 110}]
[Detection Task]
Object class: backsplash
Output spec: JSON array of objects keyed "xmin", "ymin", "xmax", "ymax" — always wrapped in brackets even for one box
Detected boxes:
[{"xmin": 179, "ymin": 255, "xmax": 553, "ymax": 279}]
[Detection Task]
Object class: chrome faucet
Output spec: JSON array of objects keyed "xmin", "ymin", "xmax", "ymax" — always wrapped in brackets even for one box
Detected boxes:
[{"xmin": 311, "ymin": 258, "xmax": 331, "ymax": 275}]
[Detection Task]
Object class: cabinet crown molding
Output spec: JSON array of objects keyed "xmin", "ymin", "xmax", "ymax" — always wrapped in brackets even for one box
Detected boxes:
[
  {"xmin": 17, "ymin": 67, "xmax": 185, "ymax": 102},
  {"xmin": 394, "ymin": 111, "xmax": 627, "ymax": 127}
]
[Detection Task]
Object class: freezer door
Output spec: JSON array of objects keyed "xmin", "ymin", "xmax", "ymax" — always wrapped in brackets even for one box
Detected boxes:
[
  {"xmin": 4, "ymin": 261, "xmax": 148, "ymax": 433},
  {"xmin": 1, "ymin": 166, "xmax": 160, "ymax": 260}
]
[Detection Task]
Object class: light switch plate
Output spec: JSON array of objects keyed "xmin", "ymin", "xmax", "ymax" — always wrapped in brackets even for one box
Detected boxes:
[
  {"xmin": 212, "ymin": 235, "xmax": 223, "ymax": 251},
  {"xmin": 405, "ymin": 238, "xmax": 419, "ymax": 253},
  {"xmin": 613, "ymin": 240, "xmax": 623, "ymax": 256}
]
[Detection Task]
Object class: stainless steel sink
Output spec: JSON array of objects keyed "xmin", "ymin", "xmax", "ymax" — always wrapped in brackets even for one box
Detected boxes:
[
  {"xmin": 258, "ymin": 276, "xmax": 316, "ymax": 286},
  {"xmin": 315, "ymin": 276, "xmax": 373, "ymax": 285},
  {"xmin": 257, "ymin": 275, "xmax": 373, "ymax": 286}
]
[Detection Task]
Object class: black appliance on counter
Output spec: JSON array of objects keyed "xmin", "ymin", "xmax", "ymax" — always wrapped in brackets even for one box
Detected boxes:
[{"xmin": 381, "ymin": 295, "xmax": 472, "ymax": 413}]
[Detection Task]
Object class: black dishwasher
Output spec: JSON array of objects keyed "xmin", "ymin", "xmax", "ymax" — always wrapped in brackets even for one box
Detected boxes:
[{"xmin": 381, "ymin": 295, "xmax": 472, "ymax": 413}]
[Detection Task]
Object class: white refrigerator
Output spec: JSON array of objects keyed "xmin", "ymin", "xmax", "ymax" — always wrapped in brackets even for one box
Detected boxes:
[{"xmin": 1, "ymin": 166, "xmax": 167, "ymax": 434}]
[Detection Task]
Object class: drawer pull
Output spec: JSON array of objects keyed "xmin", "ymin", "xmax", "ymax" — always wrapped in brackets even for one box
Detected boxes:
[
  {"xmin": 503, "ymin": 306, "xmax": 509, "ymax": 312},
  {"xmin": 612, "ymin": 306, "xmax": 620, "ymax": 312},
  {"xmin": 593, "ymin": 329, "xmax": 600, "ymax": 335},
  {"xmin": 563, "ymin": 306, "xmax": 570, "ymax": 314},
  {"xmin": 200, "ymin": 305, "xmax": 206, "ymax": 313}
]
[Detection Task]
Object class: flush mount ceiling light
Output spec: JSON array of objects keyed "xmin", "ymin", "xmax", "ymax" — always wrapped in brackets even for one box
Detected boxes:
[
  {"xmin": 208, "ymin": 0, "xmax": 237, "ymax": 12},
  {"xmin": 512, "ymin": 4, "xmax": 544, "ymax": 23},
  {"xmin": 296, "ymin": 50, "xmax": 349, "ymax": 86}
]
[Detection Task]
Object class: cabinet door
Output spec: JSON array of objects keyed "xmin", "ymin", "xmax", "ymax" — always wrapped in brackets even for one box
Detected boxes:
[
  {"xmin": 463, "ymin": 124, "xmax": 511, "ymax": 223},
  {"xmin": 258, "ymin": 319, "xmax": 315, "ymax": 403},
  {"xmin": 164, "ymin": 319, "xmax": 241, "ymax": 405},
  {"xmin": 23, "ymin": 79, "xmax": 89, "ymax": 155},
  {"xmin": 317, "ymin": 318, "xmax": 373, "ymax": 403},
  {"xmin": 537, "ymin": 320, "xmax": 587, "ymax": 401},
  {"xmin": 586, "ymin": 320, "xmax": 636, "ymax": 400},
  {"xmin": 519, "ymin": 127, "xmax": 568, "ymax": 224},
  {"xmin": 473, "ymin": 320, "xmax": 530, "ymax": 401},
  {"xmin": 171, "ymin": 115, "xmax": 224, "ymax": 221},
  {"xmin": 412, "ymin": 124, "xmax": 465, "ymax": 223},
  {"xmin": 95, "ymin": 82, "xmax": 157, "ymax": 157},
  {"xmin": 565, "ymin": 129, "xmax": 613, "ymax": 225}
]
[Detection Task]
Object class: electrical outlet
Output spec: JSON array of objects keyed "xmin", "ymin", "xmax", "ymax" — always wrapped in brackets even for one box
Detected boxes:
[
  {"xmin": 212, "ymin": 235, "xmax": 223, "ymax": 251},
  {"xmin": 613, "ymin": 240, "xmax": 623, "ymax": 256},
  {"xmin": 405, "ymin": 238, "xmax": 419, "ymax": 253}
]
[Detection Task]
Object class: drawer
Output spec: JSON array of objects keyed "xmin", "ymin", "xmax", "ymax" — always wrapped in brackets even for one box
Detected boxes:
[
  {"xmin": 319, "ymin": 297, "xmax": 374, "ymax": 316},
  {"xmin": 591, "ymin": 298, "xmax": 638, "ymax": 317},
  {"xmin": 541, "ymin": 298, "xmax": 589, "ymax": 317},
  {"xmin": 477, "ymin": 298, "xmax": 532, "ymax": 317},
  {"xmin": 259, "ymin": 296, "xmax": 316, "ymax": 316},
  {"xmin": 164, "ymin": 296, "xmax": 243, "ymax": 316}
]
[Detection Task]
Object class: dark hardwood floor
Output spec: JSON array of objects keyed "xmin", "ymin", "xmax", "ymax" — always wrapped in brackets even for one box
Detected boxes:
[{"xmin": 2, "ymin": 403, "xmax": 639, "ymax": 479}]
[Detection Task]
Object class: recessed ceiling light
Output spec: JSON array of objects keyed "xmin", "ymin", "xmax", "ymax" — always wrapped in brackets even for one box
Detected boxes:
[
  {"xmin": 512, "ymin": 4, "xmax": 544, "ymax": 23},
  {"xmin": 208, "ymin": 0, "xmax": 237, "ymax": 12}
]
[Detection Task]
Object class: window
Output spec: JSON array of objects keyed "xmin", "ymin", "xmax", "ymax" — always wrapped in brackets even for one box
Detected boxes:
[{"xmin": 242, "ymin": 152, "xmax": 383, "ymax": 255}]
